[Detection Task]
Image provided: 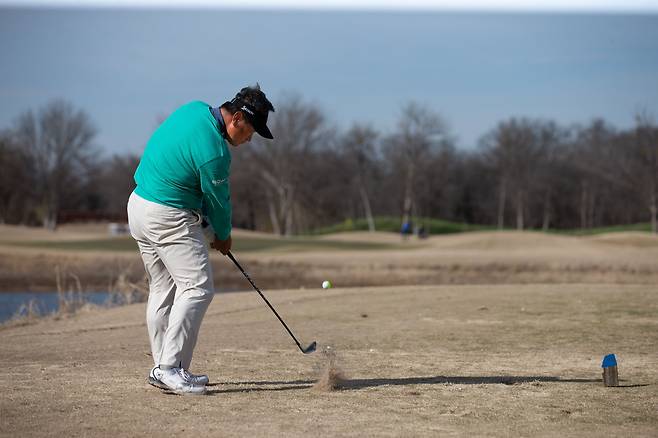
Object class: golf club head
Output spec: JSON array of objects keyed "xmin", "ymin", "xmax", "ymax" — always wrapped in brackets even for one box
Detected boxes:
[{"xmin": 302, "ymin": 341, "xmax": 317, "ymax": 354}]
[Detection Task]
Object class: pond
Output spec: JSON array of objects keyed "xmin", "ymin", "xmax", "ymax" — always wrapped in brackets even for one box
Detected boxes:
[
  {"xmin": 0, "ymin": 288, "xmax": 243, "ymax": 324},
  {"xmin": 0, "ymin": 291, "xmax": 112, "ymax": 324}
]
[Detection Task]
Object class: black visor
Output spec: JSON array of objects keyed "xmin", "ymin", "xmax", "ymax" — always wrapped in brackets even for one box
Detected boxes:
[{"xmin": 238, "ymin": 102, "xmax": 273, "ymax": 139}]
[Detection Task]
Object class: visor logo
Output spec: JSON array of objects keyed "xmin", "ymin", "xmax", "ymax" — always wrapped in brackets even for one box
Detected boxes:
[{"xmin": 240, "ymin": 105, "xmax": 255, "ymax": 116}]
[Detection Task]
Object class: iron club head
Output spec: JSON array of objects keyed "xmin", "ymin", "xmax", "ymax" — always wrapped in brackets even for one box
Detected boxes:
[
  {"xmin": 227, "ymin": 252, "xmax": 317, "ymax": 356},
  {"xmin": 302, "ymin": 341, "xmax": 317, "ymax": 354}
]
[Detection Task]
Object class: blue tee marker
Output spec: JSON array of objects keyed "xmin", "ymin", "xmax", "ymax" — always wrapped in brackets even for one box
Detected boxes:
[
  {"xmin": 601, "ymin": 354, "xmax": 617, "ymax": 368},
  {"xmin": 601, "ymin": 354, "xmax": 619, "ymax": 386}
]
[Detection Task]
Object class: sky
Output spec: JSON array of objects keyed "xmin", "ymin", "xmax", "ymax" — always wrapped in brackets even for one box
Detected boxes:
[
  {"xmin": 3, "ymin": 1, "xmax": 658, "ymax": 12},
  {"xmin": 1, "ymin": 2, "xmax": 657, "ymax": 155}
]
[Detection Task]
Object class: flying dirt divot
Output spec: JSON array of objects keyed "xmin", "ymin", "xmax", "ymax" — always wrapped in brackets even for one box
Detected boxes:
[{"xmin": 313, "ymin": 345, "xmax": 347, "ymax": 392}]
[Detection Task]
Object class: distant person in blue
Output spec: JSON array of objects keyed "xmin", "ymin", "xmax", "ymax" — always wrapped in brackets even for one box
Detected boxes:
[
  {"xmin": 401, "ymin": 220, "xmax": 413, "ymax": 239},
  {"xmin": 127, "ymin": 85, "xmax": 275, "ymax": 395}
]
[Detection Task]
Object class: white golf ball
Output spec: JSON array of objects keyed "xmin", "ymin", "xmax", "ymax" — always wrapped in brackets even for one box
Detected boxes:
[{"xmin": 322, "ymin": 280, "xmax": 332, "ymax": 289}]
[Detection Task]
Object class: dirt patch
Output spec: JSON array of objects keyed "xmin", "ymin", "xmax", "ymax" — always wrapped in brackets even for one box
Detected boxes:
[
  {"xmin": 1, "ymin": 284, "xmax": 656, "ymax": 437},
  {"xmin": 313, "ymin": 346, "xmax": 347, "ymax": 391}
]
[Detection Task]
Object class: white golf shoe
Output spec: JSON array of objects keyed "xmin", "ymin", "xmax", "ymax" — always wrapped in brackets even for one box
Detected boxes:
[
  {"xmin": 148, "ymin": 366, "xmax": 168, "ymax": 390},
  {"xmin": 186, "ymin": 371, "xmax": 209, "ymax": 386},
  {"xmin": 159, "ymin": 367, "xmax": 207, "ymax": 395}
]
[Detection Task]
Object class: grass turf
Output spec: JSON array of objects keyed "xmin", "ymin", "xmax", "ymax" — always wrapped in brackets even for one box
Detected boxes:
[{"xmin": 0, "ymin": 235, "xmax": 403, "ymax": 253}]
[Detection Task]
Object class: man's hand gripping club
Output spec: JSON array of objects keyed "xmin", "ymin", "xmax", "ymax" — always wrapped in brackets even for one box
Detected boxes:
[{"xmin": 210, "ymin": 235, "xmax": 232, "ymax": 255}]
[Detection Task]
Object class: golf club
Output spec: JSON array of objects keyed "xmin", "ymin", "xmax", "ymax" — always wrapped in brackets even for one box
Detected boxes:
[{"xmin": 227, "ymin": 251, "xmax": 317, "ymax": 354}]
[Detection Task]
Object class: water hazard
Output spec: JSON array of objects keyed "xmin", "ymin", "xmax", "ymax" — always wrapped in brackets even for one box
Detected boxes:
[
  {"xmin": 0, "ymin": 288, "xmax": 243, "ymax": 324},
  {"xmin": 0, "ymin": 291, "xmax": 112, "ymax": 324}
]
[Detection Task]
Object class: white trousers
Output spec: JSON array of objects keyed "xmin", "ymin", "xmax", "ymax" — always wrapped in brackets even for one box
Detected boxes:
[{"xmin": 127, "ymin": 192, "xmax": 214, "ymax": 370}]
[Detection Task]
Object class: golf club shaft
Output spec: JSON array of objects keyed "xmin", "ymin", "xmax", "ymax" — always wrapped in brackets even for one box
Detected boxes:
[{"xmin": 227, "ymin": 251, "xmax": 306, "ymax": 353}]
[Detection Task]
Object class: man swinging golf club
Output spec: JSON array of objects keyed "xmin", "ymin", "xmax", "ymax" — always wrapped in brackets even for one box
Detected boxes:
[{"xmin": 127, "ymin": 84, "xmax": 275, "ymax": 395}]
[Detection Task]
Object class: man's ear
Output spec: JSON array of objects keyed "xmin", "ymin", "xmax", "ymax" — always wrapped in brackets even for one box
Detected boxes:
[{"xmin": 231, "ymin": 111, "xmax": 243, "ymax": 126}]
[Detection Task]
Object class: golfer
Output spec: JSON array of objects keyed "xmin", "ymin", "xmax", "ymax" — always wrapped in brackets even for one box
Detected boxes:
[{"xmin": 127, "ymin": 85, "xmax": 275, "ymax": 395}]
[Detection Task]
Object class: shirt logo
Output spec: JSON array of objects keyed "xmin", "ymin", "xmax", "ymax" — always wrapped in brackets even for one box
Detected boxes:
[{"xmin": 212, "ymin": 178, "xmax": 228, "ymax": 185}]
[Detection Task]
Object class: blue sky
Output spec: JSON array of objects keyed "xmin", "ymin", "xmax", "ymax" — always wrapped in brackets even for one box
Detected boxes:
[{"xmin": 1, "ymin": 6, "xmax": 657, "ymax": 154}]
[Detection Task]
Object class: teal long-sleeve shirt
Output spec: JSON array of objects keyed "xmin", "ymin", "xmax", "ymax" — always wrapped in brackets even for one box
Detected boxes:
[{"xmin": 134, "ymin": 101, "xmax": 232, "ymax": 240}]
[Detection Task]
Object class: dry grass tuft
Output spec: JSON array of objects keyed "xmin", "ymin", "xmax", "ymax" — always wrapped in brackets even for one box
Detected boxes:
[
  {"xmin": 3, "ymin": 299, "xmax": 45, "ymax": 328},
  {"xmin": 55, "ymin": 266, "xmax": 92, "ymax": 316},
  {"xmin": 313, "ymin": 345, "xmax": 347, "ymax": 391},
  {"xmin": 107, "ymin": 271, "xmax": 148, "ymax": 305},
  {"xmin": 2, "ymin": 266, "xmax": 147, "ymax": 329}
]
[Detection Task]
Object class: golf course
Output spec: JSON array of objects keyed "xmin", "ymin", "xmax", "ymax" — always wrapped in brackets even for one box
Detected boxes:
[
  {"xmin": 2, "ymin": 3, "xmax": 658, "ymax": 437},
  {"xmin": 1, "ymin": 224, "xmax": 657, "ymax": 436}
]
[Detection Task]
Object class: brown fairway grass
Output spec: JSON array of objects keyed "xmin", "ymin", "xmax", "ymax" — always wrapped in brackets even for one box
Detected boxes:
[
  {"xmin": 2, "ymin": 227, "xmax": 658, "ymax": 291},
  {"xmin": 1, "ymin": 283, "xmax": 657, "ymax": 437}
]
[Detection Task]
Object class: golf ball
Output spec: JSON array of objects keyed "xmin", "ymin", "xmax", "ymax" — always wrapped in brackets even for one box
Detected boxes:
[{"xmin": 322, "ymin": 280, "xmax": 332, "ymax": 289}]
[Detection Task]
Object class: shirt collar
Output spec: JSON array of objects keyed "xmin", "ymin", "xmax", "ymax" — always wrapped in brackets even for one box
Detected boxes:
[{"xmin": 209, "ymin": 106, "xmax": 229, "ymax": 140}]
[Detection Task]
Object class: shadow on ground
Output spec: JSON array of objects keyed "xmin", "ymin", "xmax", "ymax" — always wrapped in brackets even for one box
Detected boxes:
[{"xmin": 205, "ymin": 375, "xmax": 609, "ymax": 394}]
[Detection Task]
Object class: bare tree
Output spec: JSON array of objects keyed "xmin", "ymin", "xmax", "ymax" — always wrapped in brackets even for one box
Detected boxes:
[
  {"xmin": 575, "ymin": 120, "xmax": 608, "ymax": 229},
  {"xmin": 383, "ymin": 102, "xmax": 452, "ymax": 230},
  {"xmin": 481, "ymin": 119, "xmax": 533, "ymax": 229},
  {"xmin": 531, "ymin": 121, "xmax": 568, "ymax": 230},
  {"xmin": 615, "ymin": 112, "xmax": 658, "ymax": 233},
  {"xmin": 13, "ymin": 100, "xmax": 97, "ymax": 229},
  {"xmin": 341, "ymin": 124, "xmax": 378, "ymax": 232},
  {"xmin": 634, "ymin": 112, "xmax": 658, "ymax": 233},
  {"xmin": 449, "ymin": 151, "xmax": 497, "ymax": 225},
  {"xmin": 248, "ymin": 95, "xmax": 326, "ymax": 236},
  {"xmin": 568, "ymin": 120, "xmax": 630, "ymax": 229},
  {"xmin": 419, "ymin": 141, "xmax": 460, "ymax": 223},
  {"xmin": 97, "ymin": 154, "xmax": 140, "ymax": 217},
  {"xmin": 230, "ymin": 149, "xmax": 268, "ymax": 230},
  {"xmin": 0, "ymin": 130, "xmax": 36, "ymax": 224}
]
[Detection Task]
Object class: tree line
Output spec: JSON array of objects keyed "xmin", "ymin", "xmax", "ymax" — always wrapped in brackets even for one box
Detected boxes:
[{"xmin": 1, "ymin": 97, "xmax": 656, "ymax": 234}]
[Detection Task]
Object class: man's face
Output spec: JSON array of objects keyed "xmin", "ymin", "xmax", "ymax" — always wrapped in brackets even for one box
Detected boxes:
[{"xmin": 227, "ymin": 111, "xmax": 255, "ymax": 146}]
